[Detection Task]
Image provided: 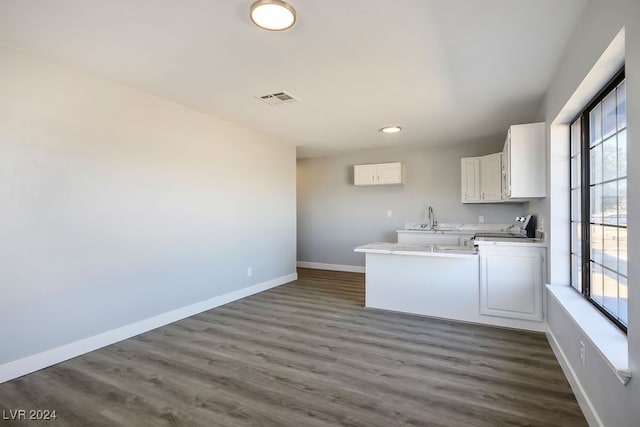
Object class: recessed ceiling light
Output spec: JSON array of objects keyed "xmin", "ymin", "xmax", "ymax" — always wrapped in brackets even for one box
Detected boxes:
[
  {"xmin": 250, "ymin": 0, "xmax": 296, "ymax": 31},
  {"xmin": 380, "ymin": 126, "xmax": 402, "ymax": 134}
]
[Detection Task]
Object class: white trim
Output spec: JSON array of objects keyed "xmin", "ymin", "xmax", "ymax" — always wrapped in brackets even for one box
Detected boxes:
[
  {"xmin": 0, "ymin": 273, "xmax": 297, "ymax": 384},
  {"xmin": 552, "ymin": 28, "xmax": 625, "ymax": 125},
  {"xmin": 546, "ymin": 284, "xmax": 630, "ymax": 384},
  {"xmin": 296, "ymin": 261, "xmax": 365, "ymax": 273},
  {"xmin": 547, "ymin": 328, "xmax": 604, "ymax": 427}
]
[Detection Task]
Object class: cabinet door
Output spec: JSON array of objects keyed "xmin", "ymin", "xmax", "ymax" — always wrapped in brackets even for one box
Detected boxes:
[
  {"xmin": 506, "ymin": 122, "xmax": 546, "ymax": 198},
  {"xmin": 377, "ymin": 162, "xmax": 403, "ymax": 184},
  {"xmin": 461, "ymin": 157, "xmax": 480, "ymax": 202},
  {"xmin": 479, "ymin": 249, "xmax": 543, "ymax": 321},
  {"xmin": 480, "ymin": 153, "xmax": 502, "ymax": 202},
  {"xmin": 354, "ymin": 164, "xmax": 377, "ymax": 185},
  {"xmin": 502, "ymin": 134, "xmax": 511, "ymax": 199}
]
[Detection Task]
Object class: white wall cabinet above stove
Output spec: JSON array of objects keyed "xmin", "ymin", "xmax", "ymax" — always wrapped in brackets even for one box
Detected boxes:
[
  {"xmin": 502, "ymin": 122, "xmax": 546, "ymax": 200},
  {"xmin": 460, "ymin": 122, "xmax": 546, "ymax": 203},
  {"xmin": 354, "ymin": 162, "xmax": 404, "ymax": 186}
]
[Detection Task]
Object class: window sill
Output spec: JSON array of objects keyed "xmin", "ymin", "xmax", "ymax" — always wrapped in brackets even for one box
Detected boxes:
[{"xmin": 546, "ymin": 284, "xmax": 631, "ymax": 385}]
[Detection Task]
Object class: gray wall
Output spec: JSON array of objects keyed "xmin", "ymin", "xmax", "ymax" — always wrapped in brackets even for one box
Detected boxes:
[
  {"xmin": 0, "ymin": 45, "xmax": 297, "ymax": 364},
  {"xmin": 539, "ymin": 0, "xmax": 639, "ymax": 425},
  {"xmin": 297, "ymin": 140, "xmax": 528, "ymax": 267}
]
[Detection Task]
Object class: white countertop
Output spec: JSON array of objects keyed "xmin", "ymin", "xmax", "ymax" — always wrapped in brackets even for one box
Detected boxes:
[
  {"xmin": 397, "ymin": 229, "xmax": 476, "ymax": 235},
  {"xmin": 474, "ymin": 237, "xmax": 546, "ymax": 247},
  {"xmin": 398, "ymin": 222, "xmax": 513, "ymax": 234},
  {"xmin": 354, "ymin": 242, "xmax": 478, "ymax": 258},
  {"xmin": 398, "ymin": 222, "xmax": 546, "ymax": 247}
]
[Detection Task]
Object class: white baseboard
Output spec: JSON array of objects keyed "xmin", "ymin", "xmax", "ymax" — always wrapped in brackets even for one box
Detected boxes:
[
  {"xmin": 297, "ymin": 261, "xmax": 365, "ymax": 273},
  {"xmin": 546, "ymin": 329, "xmax": 602, "ymax": 427},
  {"xmin": 0, "ymin": 272, "xmax": 297, "ymax": 385}
]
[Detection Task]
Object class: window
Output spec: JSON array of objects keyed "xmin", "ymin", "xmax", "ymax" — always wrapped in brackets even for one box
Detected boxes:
[{"xmin": 570, "ymin": 68, "xmax": 627, "ymax": 331}]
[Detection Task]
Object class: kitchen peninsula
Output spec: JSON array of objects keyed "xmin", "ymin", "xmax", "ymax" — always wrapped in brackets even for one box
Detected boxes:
[{"xmin": 355, "ymin": 227, "xmax": 547, "ymax": 332}]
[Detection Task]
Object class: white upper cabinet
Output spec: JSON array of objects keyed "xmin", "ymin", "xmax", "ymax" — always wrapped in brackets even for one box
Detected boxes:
[
  {"xmin": 376, "ymin": 162, "xmax": 404, "ymax": 184},
  {"xmin": 461, "ymin": 157, "xmax": 481, "ymax": 201},
  {"xmin": 354, "ymin": 162, "xmax": 404, "ymax": 186},
  {"xmin": 480, "ymin": 152, "xmax": 502, "ymax": 201},
  {"xmin": 461, "ymin": 153, "xmax": 502, "ymax": 203},
  {"xmin": 502, "ymin": 122, "xmax": 546, "ymax": 200},
  {"xmin": 354, "ymin": 164, "xmax": 377, "ymax": 185}
]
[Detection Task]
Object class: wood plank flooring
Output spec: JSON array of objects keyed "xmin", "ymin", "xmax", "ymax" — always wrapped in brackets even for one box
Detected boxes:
[{"xmin": 0, "ymin": 268, "xmax": 586, "ymax": 426}]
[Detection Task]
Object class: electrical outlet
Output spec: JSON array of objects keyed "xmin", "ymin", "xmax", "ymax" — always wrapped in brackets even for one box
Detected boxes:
[
  {"xmin": 478, "ymin": 215, "xmax": 485, "ymax": 224},
  {"xmin": 579, "ymin": 341, "xmax": 585, "ymax": 366},
  {"xmin": 539, "ymin": 217, "xmax": 544, "ymax": 231},
  {"xmin": 247, "ymin": 267, "xmax": 253, "ymax": 277},
  {"xmin": 387, "ymin": 210, "xmax": 392, "ymax": 218}
]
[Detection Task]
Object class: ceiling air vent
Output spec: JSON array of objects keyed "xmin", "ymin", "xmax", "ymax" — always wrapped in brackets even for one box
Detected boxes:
[{"xmin": 257, "ymin": 91, "xmax": 299, "ymax": 106}]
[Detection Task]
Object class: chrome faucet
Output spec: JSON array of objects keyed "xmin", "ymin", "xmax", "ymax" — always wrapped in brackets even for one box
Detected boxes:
[{"xmin": 428, "ymin": 206, "xmax": 437, "ymax": 229}]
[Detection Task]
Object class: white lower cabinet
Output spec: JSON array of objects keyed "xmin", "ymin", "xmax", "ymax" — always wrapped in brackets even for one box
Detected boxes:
[{"xmin": 478, "ymin": 244, "xmax": 545, "ymax": 322}]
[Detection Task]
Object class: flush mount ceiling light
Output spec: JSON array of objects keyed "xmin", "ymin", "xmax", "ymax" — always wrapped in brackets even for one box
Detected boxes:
[
  {"xmin": 380, "ymin": 125, "xmax": 402, "ymax": 134},
  {"xmin": 250, "ymin": 0, "xmax": 296, "ymax": 31}
]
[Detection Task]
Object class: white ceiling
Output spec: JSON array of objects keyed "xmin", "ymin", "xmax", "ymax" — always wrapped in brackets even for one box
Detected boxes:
[{"xmin": 0, "ymin": 0, "xmax": 588, "ymax": 157}]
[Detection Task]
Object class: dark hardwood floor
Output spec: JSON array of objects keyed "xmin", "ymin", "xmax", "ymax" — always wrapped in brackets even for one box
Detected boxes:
[{"xmin": 0, "ymin": 268, "xmax": 586, "ymax": 426}]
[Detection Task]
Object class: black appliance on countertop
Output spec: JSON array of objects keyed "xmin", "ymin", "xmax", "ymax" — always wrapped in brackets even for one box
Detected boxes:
[{"xmin": 518, "ymin": 214, "xmax": 537, "ymax": 237}]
